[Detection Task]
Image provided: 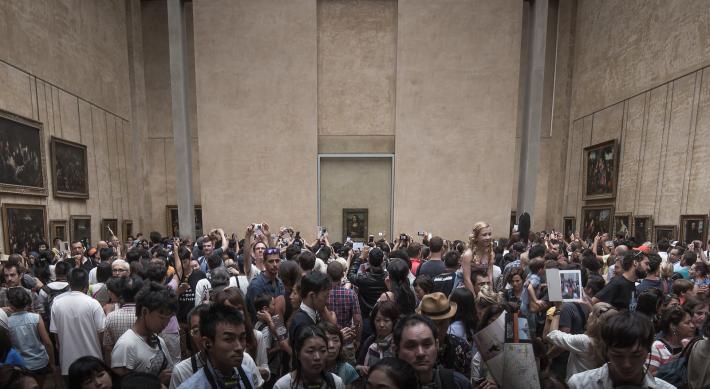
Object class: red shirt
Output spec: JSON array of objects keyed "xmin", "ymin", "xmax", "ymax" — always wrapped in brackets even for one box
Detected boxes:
[{"xmin": 410, "ymin": 258, "xmax": 422, "ymax": 275}]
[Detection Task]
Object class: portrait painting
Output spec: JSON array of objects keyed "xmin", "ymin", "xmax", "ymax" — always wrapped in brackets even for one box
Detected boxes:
[
  {"xmin": 342, "ymin": 208, "xmax": 368, "ymax": 241},
  {"xmin": 613, "ymin": 213, "xmax": 631, "ymax": 238},
  {"xmin": 0, "ymin": 109, "xmax": 47, "ymax": 196},
  {"xmin": 559, "ymin": 270, "xmax": 583, "ymax": 302},
  {"xmin": 680, "ymin": 215, "xmax": 707, "ymax": 245},
  {"xmin": 633, "ymin": 216, "xmax": 653, "ymax": 244},
  {"xmin": 101, "ymin": 219, "xmax": 119, "ymax": 242},
  {"xmin": 50, "ymin": 137, "xmax": 89, "ymax": 198},
  {"xmin": 122, "ymin": 220, "xmax": 133, "ymax": 241},
  {"xmin": 49, "ymin": 220, "xmax": 67, "ymax": 244},
  {"xmin": 563, "ymin": 217, "xmax": 576, "ymax": 242},
  {"xmin": 70, "ymin": 215, "xmax": 92, "ymax": 247},
  {"xmin": 2, "ymin": 204, "xmax": 46, "ymax": 254},
  {"xmin": 583, "ymin": 140, "xmax": 618, "ymax": 201},
  {"xmin": 654, "ymin": 225, "xmax": 677, "ymax": 244},
  {"xmin": 167, "ymin": 206, "xmax": 203, "ymax": 238},
  {"xmin": 581, "ymin": 205, "xmax": 614, "ymax": 241}
]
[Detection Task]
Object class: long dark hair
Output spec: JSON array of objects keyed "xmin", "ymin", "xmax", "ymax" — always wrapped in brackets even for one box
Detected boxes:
[
  {"xmin": 449, "ymin": 287, "xmax": 477, "ymax": 339},
  {"xmin": 292, "ymin": 326, "xmax": 335, "ymax": 389},
  {"xmin": 387, "ymin": 258, "xmax": 416, "ymax": 314}
]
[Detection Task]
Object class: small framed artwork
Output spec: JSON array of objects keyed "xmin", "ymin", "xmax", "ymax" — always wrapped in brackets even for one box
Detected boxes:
[
  {"xmin": 581, "ymin": 205, "xmax": 614, "ymax": 241},
  {"xmin": 166, "ymin": 205, "xmax": 203, "ymax": 238},
  {"xmin": 633, "ymin": 216, "xmax": 653, "ymax": 244},
  {"xmin": 563, "ymin": 217, "xmax": 576, "ymax": 242},
  {"xmin": 2, "ymin": 204, "xmax": 47, "ymax": 253},
  {"xmin": 122, "ymin": 220, "xmax": 133, "ymax": 241},
  {"xmin": 680, "ymin": 215, "xmax": 707, "ymax": 245},
  {"xmin": 342, "ymin": 208, "xmax": 368, "ymax": 242},
  {"xmin": 583, "ymin": 139, "xmax": 619, "ymax": 201},
  {"xmin": 654, "ymin": 225, "xmax": 677, "ymax": 244},
  {"xmin": 70, "ymin": 215, "xmax": 92, "ymax": 246},
  {"xmin": 49, "ymin": 220, "xmax": 68, "ymax": 244},
  {"xmin": 0, "ymin": 109, "xmax": 48, "ymax": 196},
  {"xmin": 613, "ymin": 213, "xmax": 632, "ymax": 238},
  {"xmin": 101, "ymin": 219, "xmax": 119, "ymax": 242},
  {"xmin": 50, "ymin": 137, "xmax": 89, "ymax": 199}
]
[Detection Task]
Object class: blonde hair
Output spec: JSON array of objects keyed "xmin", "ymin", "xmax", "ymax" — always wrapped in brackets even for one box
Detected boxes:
[
  {"xmin": 660, "ymin": 262, "xmax": 674, "ymax": 279},
  {"xmin": 476, "ymin": 284, "xmax": 503, "ymax": 308},
  {"xmin": 470, "ymin": 222, "xmax": 494, "ymax": 267},
  {"xmin": 586, "ymin": 302, "xmax": 618, "ymax": 367}
]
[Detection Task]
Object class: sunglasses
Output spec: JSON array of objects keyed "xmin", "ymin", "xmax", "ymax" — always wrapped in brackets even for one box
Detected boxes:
[{"xmin": 265, "ymin": 248, "xmax": 280, "ymax": 255}]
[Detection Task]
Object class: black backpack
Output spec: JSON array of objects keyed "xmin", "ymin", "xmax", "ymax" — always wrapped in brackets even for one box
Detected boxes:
[
  {"xmin": 655, "ymin": 336, "xmax": 701, "ymax": 389},
  {"xmin": 41, "ymin": 284, "xmax": 70, "ymax": 325}
]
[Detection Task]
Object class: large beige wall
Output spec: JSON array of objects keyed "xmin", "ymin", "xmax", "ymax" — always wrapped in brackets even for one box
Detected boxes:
[
  {"xmin": 0, "ymin": 0, "xmax": 144, "ymax": 253},
  {"xmin": 562, "ymin": 0, "xmax": 710, "ymax": 235},
  {"xmin": 193, "ymin": 0, "xmax": 318, "ymax": 235},
  {"xmin": 394, "ymin": 0, "xmax": 522, "ymax": 239}
]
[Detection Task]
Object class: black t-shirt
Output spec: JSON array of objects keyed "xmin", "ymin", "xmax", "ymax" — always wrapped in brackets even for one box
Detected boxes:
[
  {"xmin": 432, "ymin": 271, "xmax": 457, "ymax": 296},
  {"xmin": 177, "ymin": 270, "xmax": 206, "ymax": 322},
  {"xmin": 559, "ymin": 302, "xmax": 590, "ymax": 334},
  {"xmin": 417, "ymin": 259, "xmax": 446, "ymax": 279},
  {"xmin": 595, "ymin": 275, "xmax": 636, "ymax": 310}
]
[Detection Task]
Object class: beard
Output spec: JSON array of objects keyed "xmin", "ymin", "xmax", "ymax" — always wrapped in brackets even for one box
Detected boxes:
[{"xmin": 635, "ymin": 268, "xmax": 648, "ymax": 279}]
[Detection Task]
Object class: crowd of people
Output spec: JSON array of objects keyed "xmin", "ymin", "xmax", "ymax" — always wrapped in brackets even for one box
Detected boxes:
[{"xmin": 1, "ymin": 220, "xmax": 710, "ymax": 389}]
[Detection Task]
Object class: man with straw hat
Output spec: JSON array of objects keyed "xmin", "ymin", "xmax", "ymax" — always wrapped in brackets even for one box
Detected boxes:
[{"xmin": 417, "ymin": 292, "xmax": 472, "ymax": 378}]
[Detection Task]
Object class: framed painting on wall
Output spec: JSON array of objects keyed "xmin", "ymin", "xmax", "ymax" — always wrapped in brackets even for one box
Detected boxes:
[
  {"xmin": 342, "ymin": 208, "xmax": 368, "ymax": 241},
  {"xmin": 563, "ymin": 217, "xmax": 576, "ymax": 242},
  {"xmin": 654, "ymin": 225, "xmax": 677, "ymax": 244},
  {"xmin": 50, "ymin": 137, "xmax": 89, "ymax": 199},
  {"xmin": 583, "ymin": 139, "xmax": 618, "ymax": 201},
  {"xmin": 1, "ymin": 204, "xmax": 47, "ymax": 254},
  {"xmin": 70, "ymin": 215, "xmax": 91, "ymax": 247},
  {"xmin": 613, "ymin": 213, "xmax": 632, "ymax": 238},
  {"xmin": 49, "ymin": 220, "xmax": 68, "ymax": 244},
  {"xmin": 633, "ymin": 216, "xmax": 653, "ymax": 244},
  {"xmin": 680, "ymin": 215, "xmax": 707, "ymax": 245},
  {"xmin": 101, "ymin": 219, "xmax": 119, "ymax": 242},
  {"xmin": 0, "ymin": 109, "xmax": 48, "ymax": 196},
  {"xmin": 581, "ymin": 205, "xmax": 614, "ymax": 241},
  {"xmin": 122, "ymin": 220, "xmax": 133, "ymax": 241},
  {"xmin": 166, "ymin": 206, "xmax": 203, "ymax": 238}
]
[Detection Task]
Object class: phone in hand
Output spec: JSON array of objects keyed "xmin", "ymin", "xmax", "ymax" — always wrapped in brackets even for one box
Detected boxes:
[{"xmin": 368, "ymin": 235, "xmax": 374, "ymax": 243}]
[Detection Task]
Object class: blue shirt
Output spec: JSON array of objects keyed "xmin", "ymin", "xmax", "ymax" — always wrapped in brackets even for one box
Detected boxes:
[
  {"xmin": 1, "ymin": 348, "xmax": 26, "ymax": 368},
  {"xmin": 177, "ymin": 365, "xmax": 255, "ymax": 389},
  {"xmin": 245, "ymin": 272, "xmax": 285, "ymax": 319}
]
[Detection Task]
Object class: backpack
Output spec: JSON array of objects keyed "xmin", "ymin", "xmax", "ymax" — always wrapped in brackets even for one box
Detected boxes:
[
  {"xmin": 41, "ymin": 284, "xmax": 70, "ymax": 325},
  {"xmin": 655, "ymin": 336, "xmax": 701, "ymax": 389}
]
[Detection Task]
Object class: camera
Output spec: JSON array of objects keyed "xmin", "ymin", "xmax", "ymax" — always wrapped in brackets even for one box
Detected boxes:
[{"xmin": 254, "ymin": 224, "xmax": 262, "ymax": 231}]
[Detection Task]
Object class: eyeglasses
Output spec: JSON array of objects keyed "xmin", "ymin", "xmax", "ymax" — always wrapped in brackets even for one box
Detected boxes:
[{"xmin": 190, "ymin": 328, "xmax": 200, "ymax": 336}]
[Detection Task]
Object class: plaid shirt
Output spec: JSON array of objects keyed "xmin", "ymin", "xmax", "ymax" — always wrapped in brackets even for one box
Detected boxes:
[
  {"xmin": 327, "ymin": 282, "xmax": 360, "ymax": 330},
  {"xmin": 103, "ymin": 304, "xmax": 136, "ymax": 348}
]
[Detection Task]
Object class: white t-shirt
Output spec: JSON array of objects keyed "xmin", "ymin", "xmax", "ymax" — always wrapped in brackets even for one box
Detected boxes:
[
  {"xmin": 50, "ymin": 291, "xmax": 106, "ymax": 375},
  {"xmin": 89, "ymin": 267, "xmax": 98, "ymax": 285},
  {"xmin": 169, "ymin": 352, "xmax": 263, "ymax": 389},
  {"xmin": 274, "ymin": 372, "xmax": 344, "ymax": 389},
  {"xmin": 111, "ymin": 328, "xmax": 175, "ymax": 376}
]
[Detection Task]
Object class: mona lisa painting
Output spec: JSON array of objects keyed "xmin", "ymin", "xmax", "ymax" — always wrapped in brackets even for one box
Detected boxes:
[{"xmin": 342, "ymin": 208, "xmax": 368, "ymax": 241}]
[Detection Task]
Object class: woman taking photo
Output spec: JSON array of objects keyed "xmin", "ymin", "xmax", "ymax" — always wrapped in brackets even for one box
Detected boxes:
[
  {"xmin": 274, "ymin": 325, "xmax": 345, "ymax": 389},
  {"xmin": 318, "ymin": 321, "xmax": 359, "ymax": 388},
  {"xmin": 462, "ymin": 222, "xmax": 495, "ymax": 296},
  {"xmin": 379, "ymin": 259, "xmax": 416, "ymax": 315}
]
